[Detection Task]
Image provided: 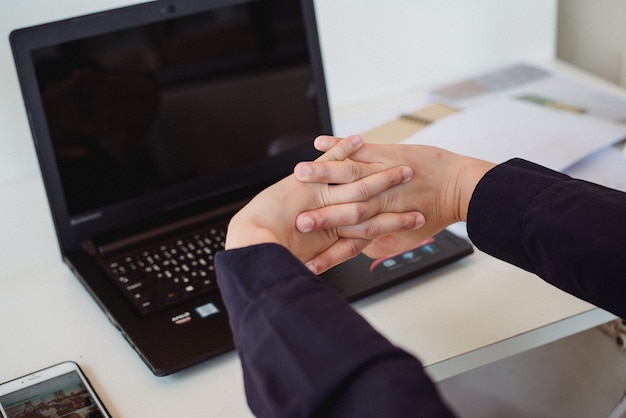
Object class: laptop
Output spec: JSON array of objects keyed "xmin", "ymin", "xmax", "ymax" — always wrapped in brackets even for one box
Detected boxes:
[{"xmin": 11, "ymin": 0, "xmax": 473, "ymax": 376}]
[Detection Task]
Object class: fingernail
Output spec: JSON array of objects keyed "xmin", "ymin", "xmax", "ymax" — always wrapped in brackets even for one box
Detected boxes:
[
  {"xmin": 295, "ymin": 162, "xmax": 312, "ymax": 178},
  {"xmin": 297, "ymin": 215, "xmax": 315, "ymax": 232},
  {"xmin": 414, "ymin": 213, "xmax": 425, "ymax": 229},
  {"xmin": 315, "ymin": 136, "xmax": 330, "ymax": 150},
  {"xmin": 402, "ymin": 166, "xmax": 413, "ymax": 182},
  {"xmin": 350, "ymin": 135, "xmax": 364, "ymax": 146},
  {"xmin": 305, "ymin": 261, "xmax": 319, "ymax": 274}
]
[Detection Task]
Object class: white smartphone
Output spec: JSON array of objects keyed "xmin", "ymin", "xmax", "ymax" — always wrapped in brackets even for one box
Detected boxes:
[{"xmin": 0, "ymin": 361, "xmax": 111, "ymax": 418}]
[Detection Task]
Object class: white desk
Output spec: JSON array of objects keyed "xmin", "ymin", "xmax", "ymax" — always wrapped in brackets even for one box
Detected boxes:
[{"xmin": 0, "ymin": 63, "xmax": 620, "ymax": 417}]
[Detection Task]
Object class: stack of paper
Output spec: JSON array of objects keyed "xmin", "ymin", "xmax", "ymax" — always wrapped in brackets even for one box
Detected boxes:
[
  {"xmin": 424, "ymin": 63, "xmax": 626, "ymax": 190},
  {"xmin": 403, "ymin": 97, "xmax": 626, "ymax": 172},
  {"xmin": 334, "ymin": 63, "xmax": 626, "ymax": 192}
]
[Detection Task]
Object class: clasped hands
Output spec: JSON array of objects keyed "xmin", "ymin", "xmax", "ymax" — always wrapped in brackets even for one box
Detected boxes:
[{"xmin": 225, "ymin": 135, "xmax": 494, "ymax": 274}]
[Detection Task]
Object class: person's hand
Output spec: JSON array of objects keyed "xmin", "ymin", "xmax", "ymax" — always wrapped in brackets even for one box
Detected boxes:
[
  {"xmin": 294, "ymin": 135, "xmax": 495, "ymax": 272},
  {"xmin": 225, "ymin": 136, "xmax": 426, "ymax": 270}
]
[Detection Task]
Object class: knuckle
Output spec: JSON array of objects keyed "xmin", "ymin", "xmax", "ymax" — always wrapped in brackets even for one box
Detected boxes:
[
  {"xmin": 346, "ymin": 239, "xmax": 363, "ymax": 258},
  {"xmin": 354, "ymin": 203, "xmax": 369, "ymax": 223},
  {"xmin": 385, "ymin": 167, "xmax": 404, "ymax": 187},
  {"xmin": 400, "ymin": 216, "xmax": 414, "ymax": 230},
  {"xmin": 354, "ymin": 182, "xmax": 370, "ymax": 201},
  {"xmin": 348, "ymin": 161, "xmax": 361, "ymax": 183},
  {"xmin": 363, "ymin": 222, "xmax": 381, "ymax": 240},
  {"xmin": 403, "ymin": 213, "xmax": 419, "ymax": 229}
]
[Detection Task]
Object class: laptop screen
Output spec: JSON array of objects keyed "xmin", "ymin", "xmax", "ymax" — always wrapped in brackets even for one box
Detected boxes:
[{"xmin": 12, "ymin": 0, "xmax": 331, "ymax": 251}]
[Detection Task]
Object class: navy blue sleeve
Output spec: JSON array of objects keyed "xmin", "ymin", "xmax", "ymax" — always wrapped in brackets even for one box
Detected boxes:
[
  {"xmin": 468, "ymin": 158, "xmax": 626, "ymax": 318},
  {"xmin": 215, "ymin": 244, "xmax": 456, "ymax": 418}
]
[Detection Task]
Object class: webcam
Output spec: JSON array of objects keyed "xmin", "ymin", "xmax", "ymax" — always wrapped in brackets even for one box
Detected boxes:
[{"xmin": 161, "ymin": 4, "xmax": 176, "ymax": 14}]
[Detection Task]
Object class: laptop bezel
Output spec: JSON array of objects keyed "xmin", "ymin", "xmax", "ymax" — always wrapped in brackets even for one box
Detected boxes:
[{"xmin": 10, "ymin": 0, "xmax": 333, "ymax": 255}]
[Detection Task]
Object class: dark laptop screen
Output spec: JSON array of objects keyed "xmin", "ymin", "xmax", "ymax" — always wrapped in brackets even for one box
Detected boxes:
[{"xmin": 16, "ymin": 0, "xmax": 330, "ymax": 247}]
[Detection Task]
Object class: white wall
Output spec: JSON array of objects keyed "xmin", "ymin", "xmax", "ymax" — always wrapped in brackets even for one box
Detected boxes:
[
  {"xmin": 0, "ymin": 0, "xmax": 557, "ymax": 184},
  {"xmin": 557, "ymin": 0, "xmax": 626, "ymax": 87},
  {"xmin": 315, "ymin": 0, "xmax": 557, "ymax": 108}
]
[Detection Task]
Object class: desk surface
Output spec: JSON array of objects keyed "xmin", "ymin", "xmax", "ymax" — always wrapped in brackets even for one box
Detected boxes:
[{"xmin": 0, "ymin": 62, "xmax": 620, "ymax": 417}]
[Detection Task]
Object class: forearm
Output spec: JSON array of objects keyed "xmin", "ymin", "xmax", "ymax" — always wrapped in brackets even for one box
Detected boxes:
[
  {"xmin": 468, "ymin": 158, "xmax": 626, "ymax": 318},
  {"xmin": 215, "ymin": 244, "xmax": 455, "ymax": 417}
]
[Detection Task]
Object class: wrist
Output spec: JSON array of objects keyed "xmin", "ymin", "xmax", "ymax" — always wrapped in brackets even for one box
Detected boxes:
[
  {"xmin": 225, "ymin": 214, "xmax": 280, "ymax": 250},
  {"xmin": 457, "ymin": 158, "xmax": 496, "ymax": 223}
]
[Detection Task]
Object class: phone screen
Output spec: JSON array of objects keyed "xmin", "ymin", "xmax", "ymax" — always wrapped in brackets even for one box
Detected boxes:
[{"xmin": 0, "ymin": 365, "xmax": 108, "ymax": 418}]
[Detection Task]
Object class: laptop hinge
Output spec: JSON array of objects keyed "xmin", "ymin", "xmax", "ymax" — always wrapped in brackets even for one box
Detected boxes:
[
  {"xmin": 82, "ymin": 240, "xmax": 99, "ymax": 256},
  {"xmin": 85, "ymin": 199, "xmax": 249, "ymax": 256}
]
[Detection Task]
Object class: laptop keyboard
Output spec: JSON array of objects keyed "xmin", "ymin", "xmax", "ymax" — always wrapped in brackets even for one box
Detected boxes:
[{"xmin": 101, "ymin": 225, "xmax": 226, "ymax": 315}]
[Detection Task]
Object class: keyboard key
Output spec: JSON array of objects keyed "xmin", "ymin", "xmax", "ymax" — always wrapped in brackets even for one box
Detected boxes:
[{"xmin": 100, "ymin": 223, "xmax": 227, "ymax": 315}]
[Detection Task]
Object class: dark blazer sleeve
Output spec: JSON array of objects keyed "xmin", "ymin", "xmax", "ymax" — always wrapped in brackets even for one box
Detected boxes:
[
  {"xmin": 468, "ymin": 158, "xmax": 626, "ymax": 318},
  {"xmin": 215, "ymin": 244, "xmax": 456, "ymax": 418}
]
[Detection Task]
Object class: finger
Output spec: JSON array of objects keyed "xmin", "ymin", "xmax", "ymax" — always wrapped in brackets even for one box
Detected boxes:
[
  {"xmin": 295, "ymin": 160, "xmax": 363, "ymax": 184},
  {"xmin": 336, "ymin": 212, "xmax": 425, "ymax": 239},
  {"xmin": 315, "ymin": 135, "xmax": 381, "ymax": 160},
  {"xmin": 295, "ymin": 166, "xmax": 412, "ymax": 232},
  {"xmin": 296, "ymin": 137, "xmax": 387, "ymax": 184},
  {"xmin": 304, "ymin": 237, "xmax": 370, "ymax": 274},
  {"xmin": 323, "ymin": 165, "xmax": 412, "ymax": 204},
  {"xmin": 313, "ymin": 135, "xmax": 343, "ymax": 153},
  {"xmin": 296, "ymin": 159, "xmax": 408, "ymax": 189},
  {"xmin": 295, "ymin": 159, "xmax": 384, "ymax": 184},
  {"xmin": 362, "ymin": 230, "xmax": 437, "ymax": 259},
  {"xmin": 314, "ymin": 135, "xmax": 363, "ymax": 162}
]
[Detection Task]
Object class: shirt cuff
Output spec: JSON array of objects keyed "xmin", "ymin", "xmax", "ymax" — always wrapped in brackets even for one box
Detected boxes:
[
  {"xmin": 467, "ymin": 158, "xmax": 570, "ymax": 272},
  {"xmin": 215, "ymin": 243, "xmax": 320, "ymax": 319}
]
